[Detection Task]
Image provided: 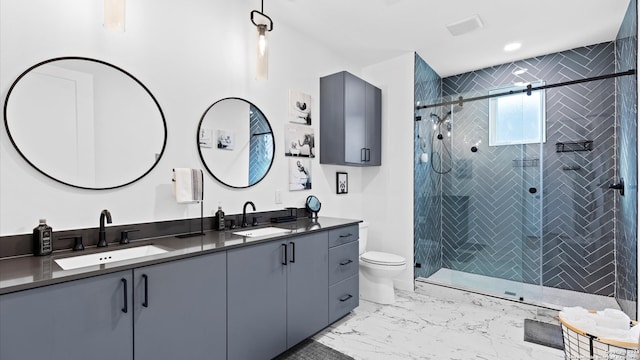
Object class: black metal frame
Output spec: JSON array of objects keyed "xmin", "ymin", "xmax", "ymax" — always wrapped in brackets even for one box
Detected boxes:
[
  {"xmin": 250, "ymin": 0, "xmax": 273, "ymax": 32},
  {"xmin": 336, "ymin": 172, "xmax": 348, "ymax": 194},
  {"xmin": 415, "ymin": 69, "xmax": 636, "ymax": 112}
]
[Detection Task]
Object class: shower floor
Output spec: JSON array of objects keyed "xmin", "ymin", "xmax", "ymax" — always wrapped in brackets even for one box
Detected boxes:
[{"xmin": 420, "ymin": 268, "xmax": 620, "ymax": 311}]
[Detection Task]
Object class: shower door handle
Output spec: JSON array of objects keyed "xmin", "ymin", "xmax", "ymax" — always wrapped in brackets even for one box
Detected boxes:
[
  {"xmin": 361, "ymin": 148, "xmax": 366, "ymax": 162},
  {"xmin": 365, "ymin": 148, "xmax": 371, "ymax": 162}
]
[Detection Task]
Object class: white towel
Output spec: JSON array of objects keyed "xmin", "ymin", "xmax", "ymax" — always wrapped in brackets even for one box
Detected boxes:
[{"xmin": 172, "ymin": 168, "xmax": 203, "ymax": 203}]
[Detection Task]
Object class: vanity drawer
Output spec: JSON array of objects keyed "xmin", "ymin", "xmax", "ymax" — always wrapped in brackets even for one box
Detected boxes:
[
  {"xmin": 328, "ymin": 225, "xmax": 359, "ymax": 248},
  {"xmin": 329, "ymin": 275, "xmax": 359, "ymax": 324},
  {"xmin": 329, "ymin": 241, "xmax": 359, "ymax": 285}
]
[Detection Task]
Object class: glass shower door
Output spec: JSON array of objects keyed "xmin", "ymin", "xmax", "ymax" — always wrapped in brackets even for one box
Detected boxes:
[{"xmin": 437, "ymin": 92, "xmax": 544, "ymax": 304}]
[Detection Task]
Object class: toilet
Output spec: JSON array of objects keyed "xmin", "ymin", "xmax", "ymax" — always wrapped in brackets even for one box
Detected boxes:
[{"xmin": 358, "ymin": 221, "xmax": 407, "ymax": 304}]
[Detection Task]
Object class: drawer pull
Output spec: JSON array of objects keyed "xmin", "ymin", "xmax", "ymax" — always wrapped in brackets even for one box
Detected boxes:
[
  {"xmin": 339, "ymin": 294, "xmax": 353, "ymax": 302},
  {"xmin": 121, "ymin": 278, "xmax": 128, "ymax": 313},
  {"xmin": 339, "ymin": 259, "xmax": 353, "ymax": 266},
  {"xmin": 282, "ymin": 244, "xmax": 288, "ymax": 265},
  {"xmin": 142, "ymin": 274, "xmax": 149, "ymax": 308},
  {"xmin": 339, "ymin": 233, "xmax": 353, "ymax": 238}
]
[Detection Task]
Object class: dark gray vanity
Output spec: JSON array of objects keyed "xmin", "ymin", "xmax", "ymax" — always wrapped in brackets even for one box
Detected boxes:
[{"xmin": 0, "ymin": 218, "xmax": 360, "ymax": 360}]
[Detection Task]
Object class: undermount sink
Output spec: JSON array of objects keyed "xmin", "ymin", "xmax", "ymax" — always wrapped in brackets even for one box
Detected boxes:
[
  {"xmin": 54, "ymin": 245, "xmax": 168, "ymax": 270},
  {"xmin": 232, "ymin": 227, "xmax": 291, "ymax": 238}
]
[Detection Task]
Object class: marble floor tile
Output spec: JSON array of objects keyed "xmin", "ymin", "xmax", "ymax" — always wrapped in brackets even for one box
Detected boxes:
[{"xmin": 314, "ymin": 283, "xmax": 565, "ymax": 360}]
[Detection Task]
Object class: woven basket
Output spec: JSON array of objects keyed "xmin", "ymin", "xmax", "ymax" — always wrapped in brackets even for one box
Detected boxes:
[{"xmin": 560, "ymin": 314, "xmax": 638, "ymax": 360}]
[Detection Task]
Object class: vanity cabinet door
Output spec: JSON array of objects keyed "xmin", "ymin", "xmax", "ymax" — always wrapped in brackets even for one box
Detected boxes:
[
  {"xmin": 286, "ymin": 231, "xmax": 329, "ymax": 347},
  {"xmin": 133, "ymin": 252, "xmax": 227, "ymax": 360},
  {"xmin": 227, "ymin": 241, "xmax": 287, "ymax": 360},
  {"xmin": 0, "ymin": 270, "xmax": 133, "ymax": 360}
]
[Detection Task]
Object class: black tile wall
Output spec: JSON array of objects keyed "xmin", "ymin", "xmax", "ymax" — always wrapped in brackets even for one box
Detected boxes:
[
  {"xmin": 440, "ymin": 43, "xmax": 618, "ymax": 296},
  {"xmin": 249, "ymin": 105, "xmax": 273, "ymax": 185}
]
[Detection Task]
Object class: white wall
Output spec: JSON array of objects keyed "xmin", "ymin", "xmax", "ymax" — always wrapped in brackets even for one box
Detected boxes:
[
  {"xmin": 1, "ymin": 0, "xmax": 417, "ymax": 274},
  {"xmin": 361, "ymin": 53, "xmax": 416, "ymax": 291},
  {"xmin": 0, "ymin": 0, "xmax": 376, "ymax": 235}
]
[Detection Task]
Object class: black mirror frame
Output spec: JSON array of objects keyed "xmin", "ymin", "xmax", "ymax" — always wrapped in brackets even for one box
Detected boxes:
[
  {"xmin": 196, "ymin": 97, "xmax": 275, "ymax": 189},
  {"xmin": 3, "ymin": 56, "xmax": 168, "ymax": 190}
]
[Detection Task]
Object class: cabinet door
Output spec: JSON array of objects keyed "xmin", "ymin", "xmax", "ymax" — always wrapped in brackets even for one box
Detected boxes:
[
  {"xmin": 286, "ymin": 232, "xmax": 329, "ymax": 347},
  {"xmin": 227, "ymin": 241, "xmax": 287, "ymax": 360},
  {"xmin": 133, "ymin": 252, "xmax": 227, "ymax": 360},
  {"xmin": 0, "ymin": 270, "xmax": 133, "ymax": 360},
  {"xmin": 344, "ymin": 72, "xmax": 367, "ymax": 164},
  {"xmin": 365, "ymin": 82, "xmax": 382, "ymax": 165}
]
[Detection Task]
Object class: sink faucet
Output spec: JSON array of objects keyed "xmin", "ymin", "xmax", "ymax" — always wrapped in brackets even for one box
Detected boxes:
[
  {"xmin": 98, "ymin": 209, "xmax": 112, "ymax": 247},
  {"xmin": 241, "ymin": 201, "xmax": 256, "ymax": 228}
]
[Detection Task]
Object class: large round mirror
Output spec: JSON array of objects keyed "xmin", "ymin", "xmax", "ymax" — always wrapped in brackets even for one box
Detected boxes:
[
  {"xmin": 197, "ymin": 98, "xmax": 274, "ymax": 188},
  {"xmin": 4, "ymin": 57, "xmax": 167, "ymax": 190}
]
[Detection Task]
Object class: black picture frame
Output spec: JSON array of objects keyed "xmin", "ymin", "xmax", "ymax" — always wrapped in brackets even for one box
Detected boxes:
[{"xmin": 336, "ymin": 172, "xmax": 348, "ymax": 194}]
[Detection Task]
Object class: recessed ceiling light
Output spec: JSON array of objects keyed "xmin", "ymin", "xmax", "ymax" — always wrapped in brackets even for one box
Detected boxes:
[
  {"xmin": 504, "ymin": 42, "xmax": 521, "ymax": 52},
  {"xmin": 512, "ymin": 68, "xmax": 528, "ymax": 75}
]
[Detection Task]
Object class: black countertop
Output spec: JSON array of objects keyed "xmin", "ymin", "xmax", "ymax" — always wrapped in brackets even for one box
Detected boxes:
[{"xmin": 0, "ymin": 217, "xmax": 360, "ymax": 295}]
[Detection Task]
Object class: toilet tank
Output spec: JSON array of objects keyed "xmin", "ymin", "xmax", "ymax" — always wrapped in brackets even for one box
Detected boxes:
[{"xmin": 358, "ymin": 221, "xmax": 368, "ymax": 254}]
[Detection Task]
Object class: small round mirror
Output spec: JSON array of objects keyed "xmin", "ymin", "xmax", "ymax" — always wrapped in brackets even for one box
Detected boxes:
[
  {"xmin": 197, "ymin": 98, "xmax": 274, "ymax": 188},
  {"xmin": 306, "ymin": 195, "xmax": 321, "ymax": 219}
]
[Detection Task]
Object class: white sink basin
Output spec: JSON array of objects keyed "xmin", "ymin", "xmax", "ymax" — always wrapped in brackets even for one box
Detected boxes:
[
  {"xmin": 232, "ymin": 227, "xmax": 291, "ymax": 238},
  {"xmin": 54, "ymin": 245, "xmax": 168, "ymax": 270}
]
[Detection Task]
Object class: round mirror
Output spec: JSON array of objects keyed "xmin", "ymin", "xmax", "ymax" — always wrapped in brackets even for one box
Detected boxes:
[
  {"xmin": 197, "ymin": 97, "xmax": 275, "ymax": 188},
  {"xmin": 4, "ymin": 57, "xmax": 167, "ymax": 190}
]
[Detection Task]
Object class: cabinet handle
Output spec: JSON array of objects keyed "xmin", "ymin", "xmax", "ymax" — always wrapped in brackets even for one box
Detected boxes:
[
  {"xmin": 366, "ymin": 148, "xmax": 371, "ymax": 162},
  {"xmin": 339, "ymin": 294, "xmax": 353, "ymax": 302},
  {"xmin": 121, "ymin": 278, "xmax": 128, "ymax": 313},
  {"xmin": 361, "ymin": 148, "xmax": 366, "ymax": 162},
  {"xmin": 282, "ymin": 243, "xmax": 287, "ymax": 265},
  {"xmin": 142, "ymin": 274, "xmax": 149, "ymax": 308},
  {"xmin": 339, "ymin": 233, "xmax": 352, "ymax": 238},
  {"xmin": 289, "ymin": 241, "xmax": 295, "ymax": 263},
  {"xmin": 339, "ymin": 259, "xmax": 353, "ymax": 266}
]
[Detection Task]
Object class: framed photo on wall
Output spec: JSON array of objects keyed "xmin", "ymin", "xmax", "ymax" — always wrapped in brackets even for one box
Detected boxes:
[{"xmin": 336, "ymin": 172, "xmax": 348, "ymax": 194}]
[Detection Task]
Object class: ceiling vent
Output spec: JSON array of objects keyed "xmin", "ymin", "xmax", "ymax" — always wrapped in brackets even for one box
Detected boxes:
[{"xmin": 446, "ymin": 15, "xmax": 484, "ymax": 36}]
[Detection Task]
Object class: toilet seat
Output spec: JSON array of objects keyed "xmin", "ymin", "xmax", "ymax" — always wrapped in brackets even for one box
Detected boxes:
[{"xmin": 360, "ymin": 251, "xmax": 406, "ymax": 266}]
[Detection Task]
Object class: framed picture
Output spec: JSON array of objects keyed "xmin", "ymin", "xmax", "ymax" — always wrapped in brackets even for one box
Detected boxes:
[
  {"xmin": 199, "ymin": 128, "xmax": 213, "ymax": 148},
  {"xmin": 217, "ymin": 129, "xmax": 235, "ymax": 150},
  {"xmin": 289, "ymin": 158, "xmax": 312, "ymax": 191},
  {"xmin": 284, "ymin": 124, "xmax": 315, "ymax": 158},
  {"xmin": 289, "ymin": 90, "xmax": 312, "ymax": 125},
  {"xmin": 336, "ymin": 172, "xmax": 348, "ymax": 194}
]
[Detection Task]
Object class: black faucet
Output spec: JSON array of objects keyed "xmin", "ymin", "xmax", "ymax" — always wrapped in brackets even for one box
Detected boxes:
[
  {"xmin": 241, "ymin": 201, "xmax": 256, "ymax": 228},
  {"xmin": 98, "ymin": 209, "xmax": 112, "ymax": 247}
]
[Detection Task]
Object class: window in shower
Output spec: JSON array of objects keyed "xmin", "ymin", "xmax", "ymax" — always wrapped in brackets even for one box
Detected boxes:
[{"xmin": 488, "ymin": 82, "xmax": 546, "ymax": 146}]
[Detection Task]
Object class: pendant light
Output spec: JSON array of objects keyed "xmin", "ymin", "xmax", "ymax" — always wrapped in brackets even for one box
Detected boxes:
[
  {"xmin": 104, "ymin": 0, "xmax": 125, "ymax": 32},
  {"xmin": 251, "ymin": 0, "xmax": 273, "ymax": 80}
]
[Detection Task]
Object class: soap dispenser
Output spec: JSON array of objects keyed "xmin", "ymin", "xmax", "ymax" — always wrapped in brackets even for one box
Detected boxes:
[
  {"xmin": 215, "ymin": 205, "xmax": 225, "ymax": 231},
  {"xmin": 33, "ymin": 219, "xmax": 53, "ymax": 256}
]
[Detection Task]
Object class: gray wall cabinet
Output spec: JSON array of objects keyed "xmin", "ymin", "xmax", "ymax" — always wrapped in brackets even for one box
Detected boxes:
[
  {"xmin": 133, "ymin": 252, "xmax": 227, "ymax": 360},
  {"xmin": 0, "ymin": 270, "xmax": 134, "ymax": 360},
  {"xmin": 227, "ymin": 232, "xmax": 329, "ymax": 360},
  {"xmin": 320, "ymin": 71, "xmax": 382, "ymax": 166}
]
